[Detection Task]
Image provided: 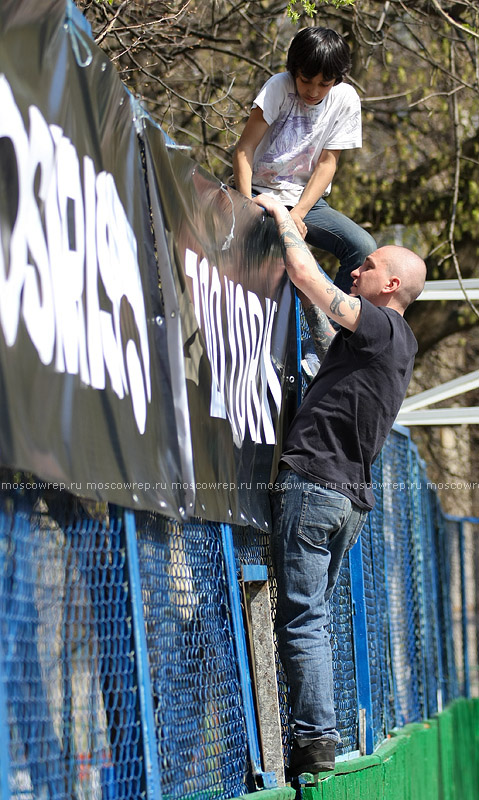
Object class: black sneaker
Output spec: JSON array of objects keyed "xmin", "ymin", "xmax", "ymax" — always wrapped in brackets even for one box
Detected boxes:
[{"xmin": 288, "ymin": 738, "xmax": 336, "ymax": 777}]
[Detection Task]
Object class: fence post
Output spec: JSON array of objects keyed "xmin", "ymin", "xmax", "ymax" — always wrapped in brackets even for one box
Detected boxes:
[
  {"xmin": 0, "ymin": 508, "xmax": 10, "ymax": 800},
  {"xmin": 349, "ymin": 538, "xmax": 374, "ymax": 755},
  {"xmin": 459, "ymin": 520, "xmax": 470, "ymax": 697},
  {"xmin": 240, "ymin": 564, "xmax": 285, "ymax": 786},
  {"xmin": 123, "ymin": 509, "xmax": 162, "ymax": 800},
  {"xmin": 294, "ymin": 293, "xmax": 303, "ymax": 405},
  {"xmin": 220, "ymin": 523, "xmax": 278, "ymax": 789},
  {"xmin": 0, "ymin": 627, "xmax": 11, "ymax": 800}
]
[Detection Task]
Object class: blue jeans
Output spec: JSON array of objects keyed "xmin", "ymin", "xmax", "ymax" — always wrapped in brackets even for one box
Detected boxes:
[
  {"xmin": 270, "ymin": 469, "xmax": 367, "ymax": 742},
  {"xmin": 303, "ymin": 198, "xmax": 377, "ymax": 293}
]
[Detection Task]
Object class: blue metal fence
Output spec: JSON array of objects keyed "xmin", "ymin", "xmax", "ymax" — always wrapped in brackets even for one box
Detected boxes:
[
  {"xmin": 1, "ymin": 4, "xmax": 477, "ymax": 797},
  {"xmin": 0, "ymin": 427, "xmax": 477, "ymax": 800},
  {"xmin": 0, "ymin": 496, "xmax": 144, "ymax": 800}
]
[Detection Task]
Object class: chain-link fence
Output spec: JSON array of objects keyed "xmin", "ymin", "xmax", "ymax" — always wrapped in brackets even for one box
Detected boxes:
[{"xmin": 0, "ymin": 429, "xmax": 477, "ymax": 800}]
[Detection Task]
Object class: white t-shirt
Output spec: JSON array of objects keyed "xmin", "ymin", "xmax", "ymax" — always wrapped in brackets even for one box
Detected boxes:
[{"xmin": 251, "ymin": 72, "xmax": 362, "ymax": 206}]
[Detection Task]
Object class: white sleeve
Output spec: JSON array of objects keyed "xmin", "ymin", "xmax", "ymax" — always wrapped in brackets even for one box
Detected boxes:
[
  {"xmin": 252, "ymin": 73, "xmax": 291, "ymax": 127},
  {"xmin": 324, "ymin": 87, "xmax": 362, "ymax": 150}
]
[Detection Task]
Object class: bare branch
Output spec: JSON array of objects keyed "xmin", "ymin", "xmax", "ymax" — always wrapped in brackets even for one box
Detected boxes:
[
  {"xmin": 447, "ymin": 40, "xmax": 479, "ymax": 318},
  {"xmin": 430, "ymin": 0, "xmax": 479, "ymax": 41}
]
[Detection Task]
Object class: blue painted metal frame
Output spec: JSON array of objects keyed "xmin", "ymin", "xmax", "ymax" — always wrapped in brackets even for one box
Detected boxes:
[
  {"xmin": 241, "ymin": 564, "xmax": 268, "ymax": 583},
  {"xmin": 419, "ymin": 470, "xmax": 442, "ymax": 718},
  {"xmin": 430, "ymin": 495, "xmax": 446, "ymax": 712},
  {"xmin": 459, "ymin": 521, "xmax": 470, "ymax": 697},
  {"xmin": 294, "ymin": 292, "xmax": 303, "ymax": 406},
  {"xmin": 408, "ymin": 442, "xmax": 428, "ymax": 721},
  {"xmin": 0, "ymin": 672, "xmax": 10, "ymax": 800},
  {"xmin": 0, "ymin": 540, "xmax": 11, "ymax": 800},
  {"xmin": 443, "ymin": 514, "xmax": 479, "ymax": 703},
  {"xmin": 0, "ymin": 509, "xmax": 11, "ymax": 800},
  {"xmin": 123, "ymin": 509, "xmax": 163, "ymax": 800},
  {"xmin": 220, "ymin": 523, "xmax": 277, "ymax": 789},
  {"xmin": 349, "ymin": 538, "xmax": 374, "ymax": 754}
]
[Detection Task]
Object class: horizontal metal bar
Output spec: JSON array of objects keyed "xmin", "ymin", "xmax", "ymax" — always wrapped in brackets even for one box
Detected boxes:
[
  {"xmin": 418, "ymin": 279, "xmax": 479, "ymax": 300},
  {"xmin": 241, "ymin": 564, "xmax": 269, "ymax": 583},
  {"xmin": 396, "ymin": 407, "xmax": 479, "ymax": 425},
  {"xmin": 401, "ymin": 370, "xmax": 479, "ymax": 411}
]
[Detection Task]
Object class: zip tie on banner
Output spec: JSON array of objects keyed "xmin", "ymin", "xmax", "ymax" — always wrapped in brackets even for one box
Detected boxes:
[
  {"xmin": 132, "ymin": 96, "xmax": 191, "ymax": 145},
  {"xmin": 220, "ymin": 184, "xmax": 235, "ymax": 251},
  {"xmin": 65, "ymin": 0, "xmax": 93, "ymax": 68}
]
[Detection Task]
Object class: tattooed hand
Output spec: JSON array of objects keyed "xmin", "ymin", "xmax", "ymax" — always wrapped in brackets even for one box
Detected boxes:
[
  {"xmin": 253, "ymin": 193, "xmax": 361, "ymax": 331},
  {"xmin": 277, "ymin": 217, "xmax": 312, "ymax": 260}
]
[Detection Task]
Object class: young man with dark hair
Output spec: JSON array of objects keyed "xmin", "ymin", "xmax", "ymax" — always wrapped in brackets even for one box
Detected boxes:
[{"xmin": 233, "ymin": 27, "xmax": 376, "ymax": 293}]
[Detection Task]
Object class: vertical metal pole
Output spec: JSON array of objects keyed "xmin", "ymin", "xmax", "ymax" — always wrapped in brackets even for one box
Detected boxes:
[
  {"xmin": 241, "ymin": 565, "xmax": 284, "ymax": 786},
  {"xmin": 0, "ymin": 655, "xmax": 10, "ymax": 800},
  {"xmin": 220, "ymin": 524, "xmax": 276, "ymax": 787},
  {"xmin": 349, "ymin": 538, "xmax": 374, "ymax": 755},
  {"xmin": 0, "ymin": 515, "xmax": 11, "ymax": 800},
  {"xmin": 459, "ymin": 521, "xmax": 470, "ymax": 697},
  {"xmin": 294, "ymin": 292, "xmax": 303, "ymax": 406},
  {"xmin": 431, "ymin": 498, "xmax": 445, "ymax": 713},
  {"xmin": 123, "ymin": 509, "xmax": 162, "ymax": 800}
]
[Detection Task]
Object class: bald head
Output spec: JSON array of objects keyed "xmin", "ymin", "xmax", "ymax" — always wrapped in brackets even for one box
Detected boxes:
[{"xmin": 380, "ymin": 245, "xmax": 427, "ymax": 310}]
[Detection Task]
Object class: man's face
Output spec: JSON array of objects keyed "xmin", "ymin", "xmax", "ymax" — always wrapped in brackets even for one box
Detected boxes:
[
  {"xmin": 295, "ymin": 72, "xmax": 336, "ymax": 106},
  {"xmin": 349, "ymin": 251, "xmax": 392, "ymax": 303}
]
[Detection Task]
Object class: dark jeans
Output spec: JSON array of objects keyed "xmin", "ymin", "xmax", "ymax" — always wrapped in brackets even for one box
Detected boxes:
[{"xmin": 270, "ymin": 469, "xmax": 367, "ymax": 742}]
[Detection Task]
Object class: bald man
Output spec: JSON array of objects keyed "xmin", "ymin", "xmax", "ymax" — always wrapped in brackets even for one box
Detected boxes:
[{"xmin": 253, "ymin": 195, "xmax": 426, "ymax": 779}]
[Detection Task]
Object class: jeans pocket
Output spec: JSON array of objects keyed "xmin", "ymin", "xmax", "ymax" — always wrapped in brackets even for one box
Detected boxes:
[
  {"xmin": 344, "ymin": 510, "xmax": 368, "ymax": 553},
  {"xmin": 297, "ymin": 489, "xmax": 348, "ymax": 550}
]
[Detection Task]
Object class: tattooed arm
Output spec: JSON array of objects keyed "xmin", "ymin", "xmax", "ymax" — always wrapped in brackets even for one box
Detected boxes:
[
  {"xmin": 303, "ymin": 301, "xmax": 336, "ymax": 361},
  {"xmin": 253, "ymin": 194, "xmax": 362, "ymax": 332}
]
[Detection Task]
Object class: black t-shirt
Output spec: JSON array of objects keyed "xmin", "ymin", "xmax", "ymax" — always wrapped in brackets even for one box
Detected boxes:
[{"xmin": 281, "ymin": 298, "xmax": 418, "ymax": 509}]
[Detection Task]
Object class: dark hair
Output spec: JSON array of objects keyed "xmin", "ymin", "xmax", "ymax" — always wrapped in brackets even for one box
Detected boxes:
[{"xmin": 286, "ymin": 27, "xmax": 351, "ymax": 84}]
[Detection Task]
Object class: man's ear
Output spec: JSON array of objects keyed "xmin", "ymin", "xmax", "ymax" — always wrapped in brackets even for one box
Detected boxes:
[{"xmin": 383, "ymin": 276, "xmax": 400, "ymax": 294}]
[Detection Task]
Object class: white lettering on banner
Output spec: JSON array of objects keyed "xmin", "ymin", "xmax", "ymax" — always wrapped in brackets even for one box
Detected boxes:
[
  {"xmin": 185, "ymin": 247, "xmax": 282, "ymax": 446},
  {"xmin": 0, "ymin": 74, "xmax": 151, "ymax": 434}
]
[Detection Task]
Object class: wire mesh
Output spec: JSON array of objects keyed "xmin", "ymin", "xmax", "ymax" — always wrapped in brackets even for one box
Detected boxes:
[
  {"xmin": 417, "ymin": 465, "xmax": 441, "ymax": 718},
  {"xmin": 0, "ymin": 428, "xmax": 477, "ymax": 800},
  {"xmin": 360, "ymin": 455, "xmax": 396, "ymax": 748},
  {"xmin": 232, "ymin": 520, "xmax": 358, "ymax": 757},
  {"xmin": 444, "ymin": 518, "xmax": 464, "ymax": 697},
  {"xmin": 329, "ymin": 558, "xmax": 358, "ymax": 754},
  {"xmin": 134, "ymin": 512, "xmax": 248, "ymax": 800},
  {"xmin": 433, "ymin": 500, "xmax": 459, "ymax": 706},
  {"xmin": 462, "ymin": 521, "xmax": 479, "ymax": 698},
  {"xmin": 0, "ymin": 492, "xmax": 143, "ymax": 800},
  {"xmin": 231, "ymin": 524, "xmax": 291, "ymax": 759},
  {"xmin": 382, "ymin": 431, "xmax": 424, "ymax": 726}
]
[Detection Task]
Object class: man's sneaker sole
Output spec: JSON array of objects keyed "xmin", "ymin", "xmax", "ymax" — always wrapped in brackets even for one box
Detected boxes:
[{"xmin": 288, "ymin": 738, "xmax": 336, "ymax": 778}]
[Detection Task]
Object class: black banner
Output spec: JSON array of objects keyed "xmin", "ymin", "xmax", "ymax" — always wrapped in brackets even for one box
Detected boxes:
[{"xmin": 0, "ymin": 0, "xmax": 298, "ymax": 528}]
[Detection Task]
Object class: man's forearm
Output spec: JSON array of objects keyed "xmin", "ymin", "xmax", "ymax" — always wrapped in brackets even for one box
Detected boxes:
[
  {"xmin": 303, "ymin": 303, "xmax": 336, "ymax": 361},
  {"xmin": 266, "ymin": 202, "xmax": 361, "ymax": 331}
]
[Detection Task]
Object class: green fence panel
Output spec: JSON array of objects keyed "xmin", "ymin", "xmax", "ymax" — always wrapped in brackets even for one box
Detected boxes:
[{"xmin": 300, "ymin": 699, "xmax": 479, "ymax": 800}]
